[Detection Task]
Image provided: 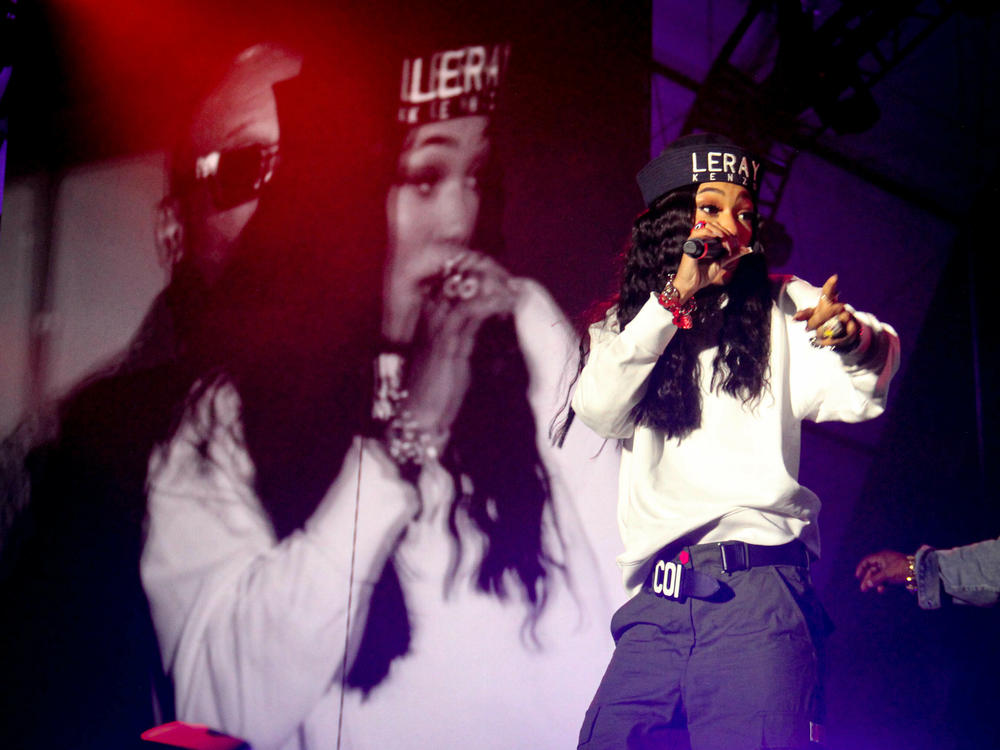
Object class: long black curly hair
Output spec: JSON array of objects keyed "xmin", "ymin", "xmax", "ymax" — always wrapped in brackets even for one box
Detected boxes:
[{"xmin": 608, "ymin": 184, "xmax": 773, "ymax": 440}]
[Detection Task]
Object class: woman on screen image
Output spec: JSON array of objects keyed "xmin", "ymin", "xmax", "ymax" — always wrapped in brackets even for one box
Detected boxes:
[
  {"xmin": 344, "ymin": 39, "xmax": 622, "ymax": 747},
  {"xmin": 140, "ymin": 40, "xmax": 620, "ymax": 750}
]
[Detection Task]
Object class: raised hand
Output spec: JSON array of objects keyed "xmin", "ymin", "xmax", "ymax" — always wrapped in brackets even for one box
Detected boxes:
[
  {"xmin": 793, "ymin": 275, "xmax": 861, "ymax": 349},
  {"xmin": 403, "ymin": 251, "xmax": 520, "ymax": 441}
]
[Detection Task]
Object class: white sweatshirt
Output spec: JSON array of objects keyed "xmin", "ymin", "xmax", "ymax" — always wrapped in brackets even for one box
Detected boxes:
[
  {"xmin": 140, "ymin": 280, "xmax": 624, "ymax": 750},
  {"xmin": 571, "ymin": 276, "xmax": 900, "ymax": 594}
]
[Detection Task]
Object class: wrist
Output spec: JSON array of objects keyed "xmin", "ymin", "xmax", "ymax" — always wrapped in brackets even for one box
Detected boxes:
[
  {"xmin": 383, "ymin": 409, "xmax": 449, "ymax": 474},
  {"xmin": 837, "ymin": 318, "xmax": 873, "ymax": 362},
  {"xmin": 657, "ymin": 274, "xmax": 697, "ymax": 329},
  {"xmin": 672, "ymin": 277, "xmax": 696, "ymax": 303},
  {"xmin": 831, "ymin": 321, "xmax": 863, "ymax": 354}
]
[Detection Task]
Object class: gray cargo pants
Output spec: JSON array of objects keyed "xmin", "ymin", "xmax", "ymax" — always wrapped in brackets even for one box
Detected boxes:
[{"xmin": 578, "ymin": 555, "xmax": 828, "ymax": 750}]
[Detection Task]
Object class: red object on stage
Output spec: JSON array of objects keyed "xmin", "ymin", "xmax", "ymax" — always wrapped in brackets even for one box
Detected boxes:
[{"xmin": 140, "ymin": 721, "xmax": 250, "ymax": 750}]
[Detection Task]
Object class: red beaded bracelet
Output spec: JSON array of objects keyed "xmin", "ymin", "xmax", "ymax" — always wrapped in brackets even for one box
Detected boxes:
[{"xmin": 657, "ymin": 274, "xmax": 696, "ymax": 329}]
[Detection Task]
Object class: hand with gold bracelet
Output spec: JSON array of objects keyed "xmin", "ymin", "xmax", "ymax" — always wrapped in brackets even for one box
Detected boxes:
[{"xmin": 855, "ymin": 549, "xmax": 917, "ymax": 594}]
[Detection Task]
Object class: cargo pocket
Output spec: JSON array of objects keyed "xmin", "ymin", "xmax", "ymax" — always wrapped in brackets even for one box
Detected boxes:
[
  {"xmin": 768, "ymin": 566, "xmax": 830, "ymax": 729},
  {"xmin": 760, "ymin": 710, "xmax": 811, "ymax": 748},
  {"xmin": 769, "ymin": 565, "xmax": 834, "ymax": 647}
]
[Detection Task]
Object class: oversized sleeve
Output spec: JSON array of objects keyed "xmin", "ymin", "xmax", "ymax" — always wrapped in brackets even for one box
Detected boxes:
[
  {"xmin": 511, "ymin": 278, "xmax": 580, "ymax": 428},
  {"xmin": 140, "ymin": 382, "xmax": 417, "ymax": 750},
  {"xmin": 571, "ymin": 294, "xmax": 678, "ymax": 439},
  {"xmin": 783, "ymin": 277, "xmax": 900, "ymax": 423},
  {"xmin": 915, "ymin": 539, "xmax": 1000, "ymax": 610},
  {"xmin": 510, "ymin": 278, "xmax": 627, "ymax": 614}
]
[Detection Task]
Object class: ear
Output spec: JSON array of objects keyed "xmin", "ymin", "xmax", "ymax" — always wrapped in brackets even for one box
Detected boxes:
[{"xmin": 154, "ymin": 197, "xmax": 185, "ymax": 272}]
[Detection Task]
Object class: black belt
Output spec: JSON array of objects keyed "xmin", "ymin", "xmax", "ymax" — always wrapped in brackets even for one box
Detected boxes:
[
  {"xmin": 689, "ymin": 539, "xmax": 811, "ymax": 573},
  {"xmin": 643, "ymin": 540, "xmax": 810, "ymax": 602}
]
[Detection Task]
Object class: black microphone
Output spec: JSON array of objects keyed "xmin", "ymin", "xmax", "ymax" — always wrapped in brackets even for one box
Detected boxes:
[
  {"xmin": 683, "ymin": 237, "xmax": 764, "ymax": 261},
  {"xmin": 682, "ymin": 236, "xmax": 727, "ymax": 261}
]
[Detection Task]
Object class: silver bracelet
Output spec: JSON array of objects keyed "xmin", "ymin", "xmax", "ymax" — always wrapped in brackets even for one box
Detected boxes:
[{"xmin": 384, "ymin": 411, "xmax": 447, "ymax": 468}]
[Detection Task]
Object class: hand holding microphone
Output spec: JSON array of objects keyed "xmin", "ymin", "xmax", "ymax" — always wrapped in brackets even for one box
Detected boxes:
[
  {"xmin": 682, "ymin": 235, "xmax": 729, "ymax": 261},
  {"xmin": 683, "ymin": 222, "xmax": 763, "ymax": 261},
  {"xmin": 671, "ymin": 220, "xmax": 753, "ymax": 301}
]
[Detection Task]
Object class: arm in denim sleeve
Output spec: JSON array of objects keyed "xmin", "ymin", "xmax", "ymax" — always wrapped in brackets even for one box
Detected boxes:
[{"xmin": 915, "ymin": 539, "xmax": 1000, "ymax": 610}]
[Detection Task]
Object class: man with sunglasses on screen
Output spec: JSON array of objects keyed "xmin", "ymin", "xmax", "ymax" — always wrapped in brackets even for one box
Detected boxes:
[
  {"xmin": 156, "ymin": 43, "xmax": 300, "ymax": 286},
  {"xmin": 0, "ymin": 42, "xmax": 302, "ymax": 750}
]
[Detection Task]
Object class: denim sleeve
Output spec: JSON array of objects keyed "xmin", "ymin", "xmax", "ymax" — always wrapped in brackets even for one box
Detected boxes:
[
  {"xmin": 916, "ymin": 539, "xmax": 1000, "ymax": 609},
  {"xmin": 914, "ymin": 545, "xmax": 942, "ymax": 610}
]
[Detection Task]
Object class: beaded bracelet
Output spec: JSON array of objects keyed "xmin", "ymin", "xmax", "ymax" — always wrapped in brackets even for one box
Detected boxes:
[
  {"xmin": 904, "ymin": 554, "xmax": 917, "ymax": 593},
  {"xmin": 384, "ymin": 410, "xmax": 449, "ymax": 472},
  {"xmin": 373, "ymin": 352, "xmax": 448, "ymax": 474},
  {"xmin": 657, "ymin": 274, "xmax": 696, "ymax": 329}
]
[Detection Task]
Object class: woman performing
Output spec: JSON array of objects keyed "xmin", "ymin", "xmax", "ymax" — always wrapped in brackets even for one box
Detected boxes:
[
  {"xmin": 140, "ymin": 40, "xmax": 620, "ymax": 750},
  {"xmin": 572, "ymin": 133, "xmax": 900, "ymax": 750}
]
